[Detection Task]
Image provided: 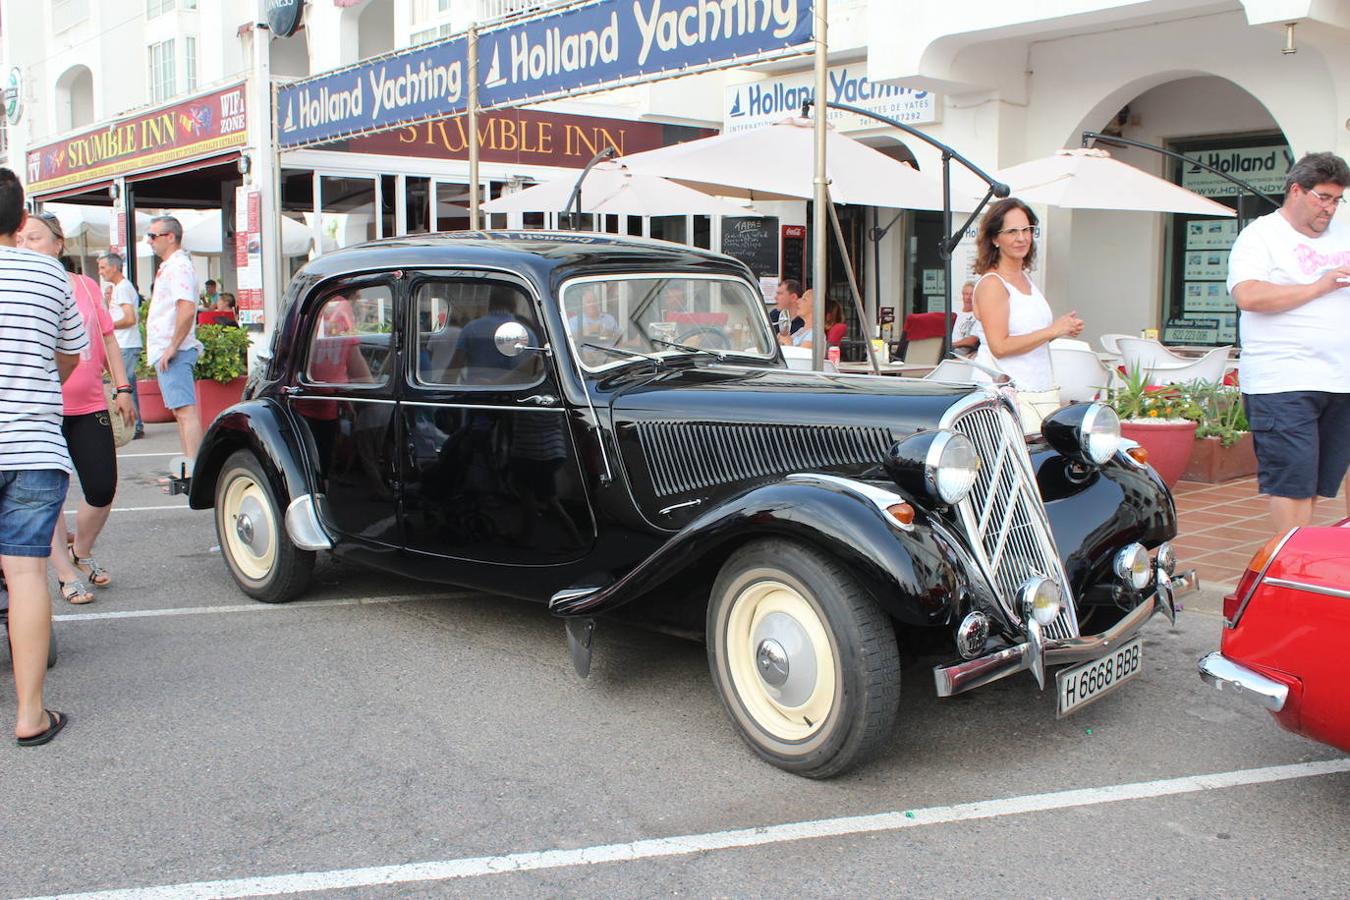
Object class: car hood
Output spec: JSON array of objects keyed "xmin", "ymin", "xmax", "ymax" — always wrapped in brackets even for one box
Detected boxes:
[{"xmin": 607, "ymin": 364, "xmax": 983, "ymax": 528}]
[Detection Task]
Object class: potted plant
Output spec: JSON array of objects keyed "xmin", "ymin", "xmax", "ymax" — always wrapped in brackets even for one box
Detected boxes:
[
  {"xmin": 1182, "ymin": 381, "xmax": 1255, "ymax": 483},
  {"xmin": 193, "ymin": 324, "xmax": 250, "ymax": 430},
  {"xmin": 134, "ymin": 317, "xmax": 175, "ymax": 424},
  {"xmin": 1105, "ymin": 365, "xmax": 1201, "ymax": 488}
]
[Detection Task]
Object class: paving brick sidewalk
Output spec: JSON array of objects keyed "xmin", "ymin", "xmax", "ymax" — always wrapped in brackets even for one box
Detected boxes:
[{"xmin": 1172, "ymin": 477, "xmax": 1348, "ymax": 591}]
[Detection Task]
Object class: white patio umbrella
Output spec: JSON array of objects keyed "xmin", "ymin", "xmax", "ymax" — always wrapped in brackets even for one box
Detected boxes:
[
  {"xmin": 481, "ymin": 161, "xmax": 753, "ymax": 217},
  {"xmin": 44, "ymin": 202, "xmax": 154, "ymax": 244},
  {"xmin": 993, "ymin": 148, "xmax": 1236, "ymax": 216},
  {"xmin": 621, "ymin": 117, "xmax": 967, "ymax": 210}
]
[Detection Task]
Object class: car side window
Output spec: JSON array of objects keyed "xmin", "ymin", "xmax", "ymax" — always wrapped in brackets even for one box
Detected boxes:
[
  {"xmin": 414, "ymin": 279, "xmax": 544, "ymax": 388},
  {"xmin": 304, "ymin": 285, "xmax": 393, "ymax": 387}
]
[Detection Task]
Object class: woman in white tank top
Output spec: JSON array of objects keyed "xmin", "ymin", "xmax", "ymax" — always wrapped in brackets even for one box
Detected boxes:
[{"xmin": 972, "ymin": 198, "xmax": 1083, "ymax": 391}]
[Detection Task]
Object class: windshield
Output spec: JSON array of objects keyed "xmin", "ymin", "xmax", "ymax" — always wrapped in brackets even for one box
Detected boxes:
[{"xmin": 562, "ymin": 275, "xmax": 776, "ymax": 371}]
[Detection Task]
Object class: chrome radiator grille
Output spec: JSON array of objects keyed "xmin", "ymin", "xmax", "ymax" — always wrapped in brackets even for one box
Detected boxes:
[
  {"xmin": 948, "ymin": 402, "xmax": 1079, "ymax": 640},
  {"xmin": 635, "ymin": 421, "xmax": 892, "ymax": 498}
]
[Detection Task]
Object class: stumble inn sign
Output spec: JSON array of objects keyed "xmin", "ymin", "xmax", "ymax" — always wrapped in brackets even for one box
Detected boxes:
[{"xmin": 278, "ymin": 0, "xmax": 812, "ymax": 148}]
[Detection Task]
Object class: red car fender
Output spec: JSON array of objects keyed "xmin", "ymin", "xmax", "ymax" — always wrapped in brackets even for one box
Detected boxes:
[{"xmin": 1221, "ymin": 525, "xmax": 1350, "ymax": 752}]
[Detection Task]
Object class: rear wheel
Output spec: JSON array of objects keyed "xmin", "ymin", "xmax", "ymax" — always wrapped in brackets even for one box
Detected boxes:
[
  {"xmin": 215, "ymin": 450, "xmax": 314, "ymax": 603},
  {"xmin": 707, "ymin": 539, "xmax": 900, "ymax": 778}
]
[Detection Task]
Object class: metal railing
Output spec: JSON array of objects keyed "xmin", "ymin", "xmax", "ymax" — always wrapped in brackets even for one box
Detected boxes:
[{"xmin": 475, "ymin": 0, "xmax": 570, "ymax": 25}]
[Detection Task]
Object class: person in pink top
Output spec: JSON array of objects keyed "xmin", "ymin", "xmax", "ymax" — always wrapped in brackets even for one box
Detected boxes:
[{"xmin": 19, "ymin": 213, "xmax": 134, "ymax": 604}]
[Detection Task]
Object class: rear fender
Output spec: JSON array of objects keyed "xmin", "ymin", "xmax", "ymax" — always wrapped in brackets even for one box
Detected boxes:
[
  {"xmin": 188, "ymin": 399, "xmax": 312, "ymax": 513},
  {"xmin": 551, "ymin": 475, "xmax": 1008, "ymax": 631}
]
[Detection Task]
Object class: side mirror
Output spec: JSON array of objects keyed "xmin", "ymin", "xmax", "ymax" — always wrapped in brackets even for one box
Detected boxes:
[{"xmin": 493, "ymin": 321, "xmax": 542, "ymax": 358}]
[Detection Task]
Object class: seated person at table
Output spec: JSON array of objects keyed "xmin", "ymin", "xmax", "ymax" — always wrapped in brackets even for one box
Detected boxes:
[
  {"xmin": 824, "ymin": 300, "xmax": 847, "ymax": 348},
  {"xmin": 780, "ymin": 288, "xmax": 815, "ymax": 349},
  {"xmin": 951, "ymin": 280, "xmax": 982, "ymax": 358},
  {"xmin": 567, "ymin": 287, "xmax": 618, "ymax": 341}
]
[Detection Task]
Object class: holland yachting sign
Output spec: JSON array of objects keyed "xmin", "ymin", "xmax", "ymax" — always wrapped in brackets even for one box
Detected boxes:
[
  {"xmin": 265, "ymin": 0, "xmax": 305, "ymax": 39},
  {"xmin": 277, "ymin": 0, "xmax": 812, "ymax": 148},
  {"xmin": 724, "ymin": 63, "xmax": 938, "ymax": 134}
]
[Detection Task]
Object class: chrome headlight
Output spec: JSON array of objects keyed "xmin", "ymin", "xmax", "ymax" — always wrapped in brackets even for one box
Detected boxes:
[
  {"xmin": 1114, "ymin": 543, "xmax": 1151, "ymax": 590},
  {"xmin": 1042, "ymin": 402, "xmax": 1121, "ymax": 467},
  {"xmin": 885, "ymin": 429, "xmax": 982, "ymax": 506},
  {"xmin": 1081, "ymin": 404, "xmax": 1121, "ymax": 465},
  {"xmin": 1019, "ymin": 576, "xmax": 1063, "ymax": 626},
  {"xmin": 925, "ymin": 431, "xmax": 982, "ymax": 505},
  {"xmin": 1155, "ymin": 541, "xmax": 1176, "ymax": 575}
]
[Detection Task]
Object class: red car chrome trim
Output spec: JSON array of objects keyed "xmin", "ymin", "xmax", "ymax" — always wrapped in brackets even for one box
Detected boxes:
[{"xmin": 1261, "ymin": 578, "xmax": 1350, "ymax": 601}]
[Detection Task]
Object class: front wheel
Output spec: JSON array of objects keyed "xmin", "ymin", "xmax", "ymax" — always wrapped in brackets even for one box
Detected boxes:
[
  {"xmin": 707, "ymin": 539, "xmax": 900, "ymax": 778},
  {"xmin": 215, "ymin": 450, "xmax": 314, "ymax": 603}
]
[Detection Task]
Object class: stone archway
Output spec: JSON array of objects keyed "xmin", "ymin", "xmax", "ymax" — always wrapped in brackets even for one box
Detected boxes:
[{"xmin": 54, "ymin": 64, "xmax": 94, "ymax": 132}]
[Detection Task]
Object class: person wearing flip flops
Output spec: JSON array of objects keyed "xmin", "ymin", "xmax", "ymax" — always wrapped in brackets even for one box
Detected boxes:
[
  {"xmin": 18, "ymin": 212, "xmax": 135, "ymax": 606},
  {"xmin": 0, "ymin": 168, "xmax": 85, "ymax": 745}
]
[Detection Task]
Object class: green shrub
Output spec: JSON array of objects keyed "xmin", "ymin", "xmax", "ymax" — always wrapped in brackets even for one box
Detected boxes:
[{"xmin": 193, "ymin": 324, "xmax": 250, "ymax": 383}]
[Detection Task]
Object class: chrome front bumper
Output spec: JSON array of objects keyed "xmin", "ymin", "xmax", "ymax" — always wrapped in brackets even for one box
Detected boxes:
[
  {"xmin": 933, "ymin": 568, "xmax": 1198, "ymax": 698},
  {"xmin": 1197, "ymin": 651, "xmax": 1288, "ymax": 711}
]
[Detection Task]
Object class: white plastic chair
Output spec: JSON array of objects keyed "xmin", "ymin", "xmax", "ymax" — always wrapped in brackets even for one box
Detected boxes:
[
  {"xmin": 1117, "ymin": 337, "xmax": 1231, "ymax": 385},
  {"xmin": 922, "ymin": 360, "xmax": 977, "ymax": 384},
  {"xmin": 780, "ymin": 345, "xmax": 838, "ymax": 373},
  {"xmin": 1099, "ymin": 333, "xmax": 1131, "ymax": 356},
  {"xmin": 1050, "ymin": 341, "xmax": 1113, "ymax": 402}
]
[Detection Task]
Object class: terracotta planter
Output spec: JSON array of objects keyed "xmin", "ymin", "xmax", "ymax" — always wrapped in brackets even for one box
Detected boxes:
[
  {"xmin": 1120, "ymin": 420, "xmax": 1198, "ymax": 489},
  {"xmin": 136, "ymin": 377, "xmax": 175, "ymax": 424},
  {"xmin": 194, "ymin": 377, "xmax": 247, "ymax": 431},
  {"xmin": 1182, "ymin": 432, "xmax": 1257, "ymax": 484}
]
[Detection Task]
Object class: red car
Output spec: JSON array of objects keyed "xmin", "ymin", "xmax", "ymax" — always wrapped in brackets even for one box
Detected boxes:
[{"xmin": 1198, "ymin": 521, "xmax": 1350, "ymax": 752}]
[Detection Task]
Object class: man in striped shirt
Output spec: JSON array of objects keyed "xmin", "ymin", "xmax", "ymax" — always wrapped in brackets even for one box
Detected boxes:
[{"xmin": 0, "ymin": 167, "xmax": 87, "ymax": 745}]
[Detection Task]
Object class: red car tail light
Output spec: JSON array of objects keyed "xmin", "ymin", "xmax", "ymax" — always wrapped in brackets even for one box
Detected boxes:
[{"xmin": 1226, "ymin": 530, "xmax": 1294, "ymax": 626}]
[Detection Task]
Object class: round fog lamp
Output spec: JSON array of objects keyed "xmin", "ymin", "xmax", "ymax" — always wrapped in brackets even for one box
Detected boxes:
[
  {"xmin": 956, "ymin": 611, "xmax": 991, "ymax": 659},
  {"xmin": 1020, "ymin": 577, "xmax": 1063, "ymax": 626},
  {"xmin": 1114, "ymin": 543, "xmax": 1151, "ymax": 590},
  {"xmin": 1156, "ymin": 541, "xmax": 1176, "ymax": 575}
]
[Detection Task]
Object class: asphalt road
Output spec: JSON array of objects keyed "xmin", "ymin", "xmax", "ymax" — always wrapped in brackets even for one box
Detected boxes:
[{"xmin": 1, "ymin": 425, "xmax": 1346, "ymax": 899}]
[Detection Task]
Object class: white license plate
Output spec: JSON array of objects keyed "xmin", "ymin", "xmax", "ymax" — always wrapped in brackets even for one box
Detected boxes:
[{"xmin": 1056, "ymin": 638, "xmax": 1143, "ymax": 717}]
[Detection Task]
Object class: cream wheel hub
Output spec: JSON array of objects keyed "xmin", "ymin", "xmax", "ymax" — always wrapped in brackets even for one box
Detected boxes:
[
  {"xmin": 726, "ymin": 580, "xmax": 837, "ymax": 742},
  {"xmin": 222, "ymin": 476, "xmax": 277, "ymax": 582}
]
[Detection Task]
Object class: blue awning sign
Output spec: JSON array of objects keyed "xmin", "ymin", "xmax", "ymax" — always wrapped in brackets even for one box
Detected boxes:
[{"xmin": 278, "ymin": 0, "xmax": 812, "ymax": 149}]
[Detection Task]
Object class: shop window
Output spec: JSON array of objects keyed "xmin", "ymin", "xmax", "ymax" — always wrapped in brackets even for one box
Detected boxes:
[
  {"xmin": 650, "ymin": 216, "xmax": 686, "ymax": 244},
  {"xmin": 305, "ymin": 287, "xmax": 394, "ymax": 387},
  {"xmin": 523, "ymin": 212, "xmax": 545, "ymax": 230},
  {"xmin": 381, "ymin": 174, "xmax": 396, "ymax": 238},
  {"xmin": 148, "ymin": 40, "xmax": 176, "ymax": 104},
  {"xmin": 435, "ymin": 182, "xmax": 471, "ymax": 232},
  {"xmin": 414, "ymin": 280, "xmax": 543, "ymax": 387},
  {"xmin": 406, "ymin": 177, "xmax": 431, "ymax": 235},
  {"xmin": 626, "ymin": 216, "xmax": 643, "ymax": 237},
  {"xmin": 319, "ymin": 176, "xmax": 377, "ymax": 250},
  {"xmin": 692, "ymin": 216, "xmax": 711, "ymax": 250}
]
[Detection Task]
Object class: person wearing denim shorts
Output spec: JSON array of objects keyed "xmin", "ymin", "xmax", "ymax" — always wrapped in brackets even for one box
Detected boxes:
[
  {"xmin": 145, "ymin": 215, "xmax": 203, "ymax": 469},
  {"xmin": 0, "ymin": 166, "xmax": 88, "ymax": 745},
  {"xmin": 1228, "ymin": 152, "xmax": 1350, "ymax": 534}
]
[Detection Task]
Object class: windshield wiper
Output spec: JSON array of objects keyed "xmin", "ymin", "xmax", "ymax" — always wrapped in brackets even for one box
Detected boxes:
[
  {"xmin": 581, "ymin": 342, "xmax": 661, "ymax": 366},
  {"xmin": 649, "ymin": 338, "xmax": 726, "ymax": 362}
]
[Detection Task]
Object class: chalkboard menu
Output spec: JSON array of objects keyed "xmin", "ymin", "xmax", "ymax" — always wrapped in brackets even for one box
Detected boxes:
[{"xmin": 721, "ymin": 216, "xmax": 779, "ymax": 277}]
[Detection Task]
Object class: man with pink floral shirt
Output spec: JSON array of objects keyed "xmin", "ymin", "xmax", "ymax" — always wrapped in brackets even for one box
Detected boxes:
[{"xmin": 146, "ymin": 215, "xmax": 203, "ymax": 466}]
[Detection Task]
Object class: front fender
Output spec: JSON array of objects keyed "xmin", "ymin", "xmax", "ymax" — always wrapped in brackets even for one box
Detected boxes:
[
  {"xmin": 551, "ymin": 476, "xmax": 1007, "ymax": 630},
  {"xmin": 188, "ymin": 399, "xmax": 312, "ymax": 512}
]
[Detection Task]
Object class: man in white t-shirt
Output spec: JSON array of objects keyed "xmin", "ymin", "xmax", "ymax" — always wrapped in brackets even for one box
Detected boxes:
[
  {"xmin": 1227, "ymin": 151, "xmax": 1350, "ymax": 533},
  {"xmin": 145, "ymin": 215, "xmax": 203, "ymax": 466},
  {"xmin": 97, "ymin": 251, "xmax": 143, "ymax": 439},
  {"xmin": 951, "ymin": 280, "xmax": 982, "ymax": 358}
]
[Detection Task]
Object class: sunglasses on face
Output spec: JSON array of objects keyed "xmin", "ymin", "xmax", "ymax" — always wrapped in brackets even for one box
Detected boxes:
[
  {"xmin": 997, "ymin": 225, "xmax": 1040, "ymax": 239},
  {"xmin": 145, "ymin": 232, "xmax": 170, "ymax": 240}
]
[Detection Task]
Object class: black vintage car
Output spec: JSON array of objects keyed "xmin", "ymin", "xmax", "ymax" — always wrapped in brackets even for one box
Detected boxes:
[{"xmin": 189, "ymin": 231, "xmax": 1196, "ymax": 777}]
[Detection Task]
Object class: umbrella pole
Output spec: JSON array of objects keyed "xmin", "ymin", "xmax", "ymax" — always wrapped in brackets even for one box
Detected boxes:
[
  {"xmin": 826, "ymin": 192, "xmax": 879, "ymax": 374},
  {"xmin": 468, "ymin": 26, "xmax": 480, "ymax": 232},
  {"xmin": 810, "ymin": 0, "xmax": 828, "ymax": 372}
]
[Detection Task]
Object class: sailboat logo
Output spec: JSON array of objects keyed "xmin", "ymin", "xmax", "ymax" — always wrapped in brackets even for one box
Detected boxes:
[
  {"xmin": 728, "ymin": 89, "xmax": 745, "ymax": 117},
  {"xmin": 282, "ymin": 98, "xmax": 295, "ymax": 132},
  {"xmin": 484, "ymin": 42, "xmax": 507, "ymax": 88}
]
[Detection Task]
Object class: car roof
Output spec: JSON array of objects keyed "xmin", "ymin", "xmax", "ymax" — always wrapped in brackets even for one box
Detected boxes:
[{"xmin": 294, "ymin": 230, "xmax": 754, "ymax": 286}]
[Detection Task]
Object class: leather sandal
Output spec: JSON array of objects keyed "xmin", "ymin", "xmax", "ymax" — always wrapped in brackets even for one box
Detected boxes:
[
  {"xmin": 70, "ymin": 547, "xmax": 111, "ymax": 588},
  {"xmin": 59, "ymin": 580, "xmax": 94, "ymax": 605}
]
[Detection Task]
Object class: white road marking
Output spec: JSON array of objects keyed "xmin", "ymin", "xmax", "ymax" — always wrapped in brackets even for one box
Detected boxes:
[
  {"xmin": 33, "ymin": 758, "xmax": 1350, "ymax": 900},
  {"xmin": 64, "ymin": 505, "xmax": 192, "ymax": 514},
  {"xmin": 52, "ymin": 594, "xmax": 464, "ymax": 623}
]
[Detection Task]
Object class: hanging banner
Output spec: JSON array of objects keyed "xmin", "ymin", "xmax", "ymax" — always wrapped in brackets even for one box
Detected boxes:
[
  {"xmin": 1179, "ymin": 144, "xmax": 1292, "ymax": 198},
  {"xmin": 724, "ymin": 63, "xmax": 938, "ymax": 134},
  {"xmin": 277, "ymin": 0, "xmax": 812, "ymax": 148},
  {"xmin": 26, "ymin": 83, "xmax": 248, "ymax": 195}
]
